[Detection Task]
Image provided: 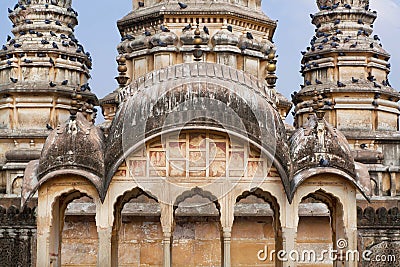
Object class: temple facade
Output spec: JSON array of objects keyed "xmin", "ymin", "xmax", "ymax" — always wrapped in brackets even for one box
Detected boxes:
[{"xmin": 0, "ymin": 0, "xmax": 399, "ymax": 266}]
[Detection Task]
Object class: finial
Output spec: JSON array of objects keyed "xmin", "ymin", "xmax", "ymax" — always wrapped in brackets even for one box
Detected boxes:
[
  {"xmin": 193, "ymin": 20, "xmax": 203, "ymax": 61},
  {"xmin": 115, "ymin": 56, "xmax": 129, "ymax": 87},
  {"xmin": 265, "ymin": 52, "xmax": 278, "ymax": 89}
]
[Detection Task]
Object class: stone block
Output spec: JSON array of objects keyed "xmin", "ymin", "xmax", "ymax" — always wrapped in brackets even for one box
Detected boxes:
[
  {"xmin": 139, "ymin": 241, "xmax": 163, "ymax": 266},
  {"xmin": 231, "ymin": 241, "xmax": 275, "ymax": 266}
]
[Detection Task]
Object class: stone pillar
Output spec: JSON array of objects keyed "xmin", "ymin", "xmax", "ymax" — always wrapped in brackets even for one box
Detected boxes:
[
  {"xmin": 220, "ymin": 192, "xmax": 234, "ymax": 267},
  {"xmin": 97, "ymin": 227, "xmax": 113, "ymax": 267},
  {"xmin": 223, "ymin": 230, "xmax": 232, "ymax": 267},
  {"xmin": 95, "ymin": 196, "xmax": 114, "ymax": 267},
  {"xmin": 36, "ymin": 187, "xmax": 59, "ymax": 267},
  {"xmin": 377, "ymin": 172, "xmax": 383, "ymax": 196},
  {"xmin": 282, "ymin": 197, "xmax": 297, "ymax": 267},
  {"xmin": 281, "ymin": 227, "xmax": 297, "ymax": 267},
  {"xmin": 390, "ymin": 172, "xmax": 397, "ymax": 196},
  {"xmin": 160, "ymin": 203, "xmax": 174, "ymax": 267},
  {"xmin": 345, "ymin": 193, "xmax": 358, "ymax": 267},
  {"xmin": 162, "ymin": 231, "xmax": 172, "ymax": 267}
]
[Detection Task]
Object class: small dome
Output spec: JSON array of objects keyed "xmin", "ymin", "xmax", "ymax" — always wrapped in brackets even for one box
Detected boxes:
[
  {"xmin": 290, "ymin": 114, "xmax": 355, "ymax": 176},
  {"xmin": 37, "ymin": 113, "xmax": 104, "ymax": 187},
  {"xmin": 117, "ymin": 35, "xmax": 151, "ymax": 54},
  {"xmin": 260, "ymin": 38, "xmax": 275, "ymax": 55},
  {"xmin": 211, "ymin": 29, "xmax": 239, "ymax": 46},
  {"xmin": 150, "ymin": 31, "xmax": 178, "ymax": 47},
  {"xmin": 238, "ymin": 34, "xmax": 263, "ymax": 52},
  {"xmin": 129, "ymin": 35, "xmax": 152, "ymax": 50},
  {"xmin": 181, "ymin": 31, "xmax": 209, "ymax": 45}
]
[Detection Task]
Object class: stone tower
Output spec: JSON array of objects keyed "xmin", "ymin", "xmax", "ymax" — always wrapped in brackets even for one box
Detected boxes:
[
  {"xmin": 0, "ymin": 0, "xmax": 97, "ymax": 195},
  {"xmin": 294, "ymin": 0, "xmax": 400, "ymax": 195},
  {"xmin": 294, "ymin": 0, "xmax": 400, "ymax": 254},
  {"xmin": 294, "ymin": 0, "xmax": 399, "ymax": 137}
]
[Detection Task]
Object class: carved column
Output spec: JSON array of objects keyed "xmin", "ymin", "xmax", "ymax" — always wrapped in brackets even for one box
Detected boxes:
[
  {"xmin": 390, "ymin": 172, "xmax": 397, "ymax": 196},
  {"xmin": 220, "ymin": 192, "xmax": 234, "ymax": 267},
  {"xmin": 36, "ymin": 187, "xmax": 59, "ymax": 267},
  {"xmin": 160, "ymin": 203, "xmax": 174, "ymax": 267},
  {"xmin": 223, "ymin": 230, "xmax": 232, "ymax": 267},
  {"xmin": 96, "ymin": 197, "xmax": 113, "ymax": 267},
  {"xmin": 162, "ymin": 231, "xmax": 172, "ymax": 267}
]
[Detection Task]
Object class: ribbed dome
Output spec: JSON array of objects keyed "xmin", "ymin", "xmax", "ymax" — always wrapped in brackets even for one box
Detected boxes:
[
  {"xmin": 105, "ymin": 62, "xmax": 291, "ymax": 195},
  {"xmin": 290, "ymin": 114, "xmax": 355, "ymax": 176},
  {"xmin": 37, "ymin": 113, "xmax": 104, "ymax": 186},
  {"xmin": 1, "ymin": 0, "xmax": 93, "ymax": 92}
]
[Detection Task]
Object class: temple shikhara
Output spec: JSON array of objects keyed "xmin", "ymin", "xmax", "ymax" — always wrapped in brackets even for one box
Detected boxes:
[{"xmin": 0, "ymin": 0, "xmax": 399, "ymax": 266}]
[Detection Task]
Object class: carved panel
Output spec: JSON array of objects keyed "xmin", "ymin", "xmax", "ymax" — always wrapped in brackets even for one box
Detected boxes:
[
  {"xmin": 365, "ymin": 241, "xmax": 399, "ymax": 267},
  {"xmin": 0, "ymin": 206, "xmax": 36, "ymax": 267},
  {"xmin": 127, "ymin": 130, "xmax": 277, "ymax": 181}
]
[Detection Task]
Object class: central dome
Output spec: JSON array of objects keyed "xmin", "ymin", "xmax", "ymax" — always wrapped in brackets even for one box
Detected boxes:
[{"xmin": 105, "ymin": 62, "xmax": 291, "ymax": 195}]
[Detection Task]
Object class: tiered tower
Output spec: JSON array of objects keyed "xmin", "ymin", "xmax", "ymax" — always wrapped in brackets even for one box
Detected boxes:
[
  {"xmin": 100, "ymin": 0, "xmax": 291, "ymax": 122},
  {"xmin": 294, "ymin": 0, "xmax": 400, "ymax": 199},
  {"xmin": 0, "ymin": 0, "xmax": 97, "ymax": 196}
]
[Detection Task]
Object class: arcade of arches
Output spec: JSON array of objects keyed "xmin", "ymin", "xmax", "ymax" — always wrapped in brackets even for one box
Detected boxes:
[{"xmin": 35, "ymin": 130, "xmax": 358, "ymax": 267}]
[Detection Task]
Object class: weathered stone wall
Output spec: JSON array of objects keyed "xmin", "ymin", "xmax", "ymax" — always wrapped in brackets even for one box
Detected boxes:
[
  {"xmin": 231, "ymin": 216, "xmax": 275, "ymax": 266},
  {"xmin": 118, "ymin": 216, "xmax": 163, "ymax": 266},
  {"xmin": 61, "ymin": 215, "xmax": 98, "ymax": 267},
  {"xmin": 172, "ymin": 216, "xmax": 221, "ymax": 266},
  {"xmin": 297, "ymin": 216, "xmax": 333, "ymax": 267}
]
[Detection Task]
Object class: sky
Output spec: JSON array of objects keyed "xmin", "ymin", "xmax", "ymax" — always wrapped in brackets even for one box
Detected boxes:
[{"xmin": 0, "ymin": 0, "xmax": 399, "ymax": 122}]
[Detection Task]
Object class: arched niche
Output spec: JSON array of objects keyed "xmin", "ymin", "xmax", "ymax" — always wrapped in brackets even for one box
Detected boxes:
[
  {"xmin": 231, "ymin": 188, "xmax": 283, "ymax": 267},
  {"xmin": 61, "ymin": 195, "xmax": 98, "ymax": 266},
  {"xmin": 48, "ymin": 188, "xmax": 99, "ymax": 267},
  {"xmin": 111, "ymin": 188, "xmax": 162, "ymax": 267},
  {"xmin": 172, "ymin": 188, "xmax": 222, "ymax": 266},
  {"xmin": 296, "ymin": 189, "xmax": 346, "ymax": 267}
]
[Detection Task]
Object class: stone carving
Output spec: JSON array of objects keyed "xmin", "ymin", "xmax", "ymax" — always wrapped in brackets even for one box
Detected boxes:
[
  {"xmin": 357, "ymin": 206, "xmax": 400, "ymax": 227},
  {"xmin": 0, "ymin": 206, "xmax": 36, "ymax": 267},
  {"xmin": 11, "ymin": 177, "xmax": 23, "ymax": 196},
  {"xmin": 127, "ymin": 131, "xmax": 270, "ymax": 180},
  {"xmin": 364, "ymin": 241, "xmax": 399, "ymax": 267}
]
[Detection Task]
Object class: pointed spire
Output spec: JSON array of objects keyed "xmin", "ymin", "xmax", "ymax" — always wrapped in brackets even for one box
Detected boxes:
[
  {"xmin": 1, "ymin": 0, "xmax": 92, "ymax": 88},
  {"xmin": 294, "ymin": 1, "xmax": 400, "ymax": 133}
]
